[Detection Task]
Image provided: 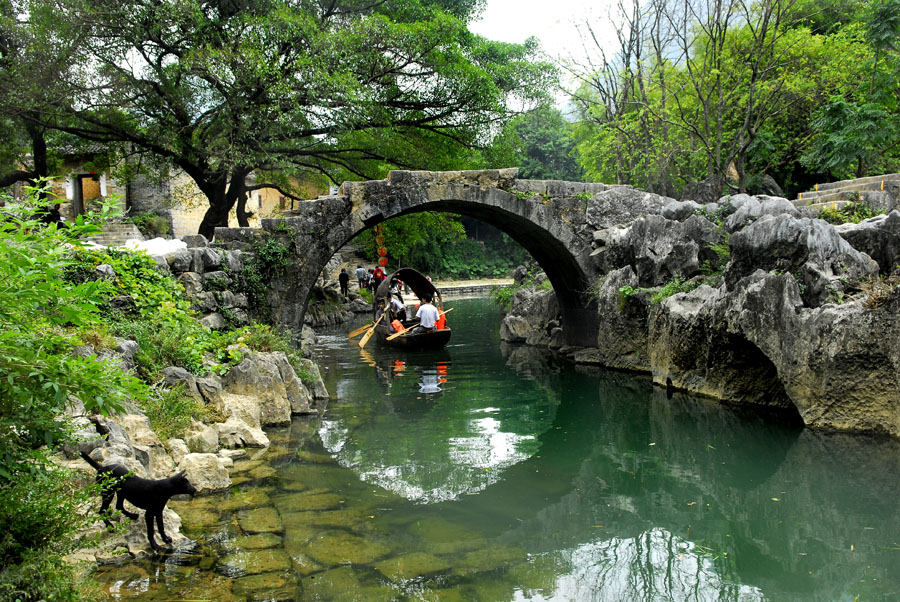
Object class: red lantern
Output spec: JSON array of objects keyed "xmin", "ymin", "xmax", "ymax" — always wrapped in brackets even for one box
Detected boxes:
[
  {"xmin": 377, "ymin": 247, "xmax": 387, "ymax": 257},
  {"xmin": 375, "ymin": 235, "xmax": 385, "ymax": 245},
  {"xmin": 378, "ymin": 256, "xmax": 388, "ymax": 267}
]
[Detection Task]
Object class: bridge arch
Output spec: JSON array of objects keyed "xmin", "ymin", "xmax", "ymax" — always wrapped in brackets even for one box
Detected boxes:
[{"xmin": 214, "ymin": 169, "xmax": 611, "ymax": 346}]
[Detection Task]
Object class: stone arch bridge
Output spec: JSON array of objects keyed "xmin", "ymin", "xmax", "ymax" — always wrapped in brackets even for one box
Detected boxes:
[{"xmin": 213, "ymin": 169, "xmax": 614, "ymax": 346}]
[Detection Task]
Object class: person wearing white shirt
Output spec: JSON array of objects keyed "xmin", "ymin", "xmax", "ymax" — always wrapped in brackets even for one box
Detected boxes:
[{"xmin": 415, "ymin": 295, "xmax": 440, "ymax": 332}]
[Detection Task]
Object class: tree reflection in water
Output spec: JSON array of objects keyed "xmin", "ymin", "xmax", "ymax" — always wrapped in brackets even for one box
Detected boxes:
[{"xmin": 514, "ymin": 528, "xmax": 764, "ymax": 602}]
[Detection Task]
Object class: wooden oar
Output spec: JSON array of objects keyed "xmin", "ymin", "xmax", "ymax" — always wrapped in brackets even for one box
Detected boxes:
[
  {"xmin": 347, "ymin": 320, "xmax": 377, "ymax": 339},
  {"xmin": 386, "ymin": 308, "xmax": 454, "ymax": 341},
  {"xmin": 358, "ymin": 314, "xmax": 384, "ymax": 349}
]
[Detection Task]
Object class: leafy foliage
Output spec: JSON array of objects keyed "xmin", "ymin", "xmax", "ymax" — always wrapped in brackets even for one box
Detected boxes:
[
  {"xmin": 125, "ymin": 211, "xmax": 170, "ymax": 238},
  {"xmin": 11, "ymin": 0, "xmax": 554, "ymax": 236},
  {"xmin": 818, "ymin": 202, "xmax": 883, "ymax": 224}
]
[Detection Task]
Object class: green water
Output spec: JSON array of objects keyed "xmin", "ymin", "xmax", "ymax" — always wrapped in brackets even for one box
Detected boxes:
[{"xmin": 97, "ymin": 298, "xmax": 900, "ymax": 601}]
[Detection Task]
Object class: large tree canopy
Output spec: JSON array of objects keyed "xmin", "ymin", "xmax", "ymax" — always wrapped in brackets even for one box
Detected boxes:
[{"xmin": 10, "ymin": 0, "xmax": 553, "ymax": 237}]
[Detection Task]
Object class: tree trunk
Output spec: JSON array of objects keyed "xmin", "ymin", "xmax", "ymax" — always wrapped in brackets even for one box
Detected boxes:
[
  {"xmin": 197, "ymin": 167, "xmax": 251, "ymax": 239},
  {"xmin": 236, "ymin": 190, "xmax": 250, "ymax": 227}
]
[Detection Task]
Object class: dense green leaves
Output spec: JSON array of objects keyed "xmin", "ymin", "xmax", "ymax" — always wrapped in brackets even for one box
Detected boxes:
[
  {"xmin": 571, "ymin": 0, "xmax": 900, "ymax": 197},
  {"xmin": 7, "ymin": 0, "xmax": 554, "ymax": 236}
]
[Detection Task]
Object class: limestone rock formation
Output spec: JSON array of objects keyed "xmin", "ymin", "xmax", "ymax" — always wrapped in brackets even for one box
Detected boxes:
[
  {"xmin": 835, "ymin": 210, "xmax": 900, "ymax": 274},
  {"xmin": 585, "ymin": 187, "xmax": 672, "ymax": 230},
  {"xmin": 726, "ymin": 214, "xmax": 879, "ymax": 307},
  {"xmin": 178, "ymin": 452, "xmax": 231, "ymax": 492},
  {"xmin": 591, "ymin": 214, "xmax": 720, "ymax": 287}
]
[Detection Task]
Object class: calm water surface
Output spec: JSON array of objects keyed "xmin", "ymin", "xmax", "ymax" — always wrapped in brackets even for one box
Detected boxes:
[{"xmin": 97, "ymin": 298, "xmax": 900, "ymax": 601}]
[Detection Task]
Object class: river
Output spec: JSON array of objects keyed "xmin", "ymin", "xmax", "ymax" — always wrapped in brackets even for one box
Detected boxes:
[{"xmin": 95, "ymin": 297, "xmax": 900, "ymax": 601}]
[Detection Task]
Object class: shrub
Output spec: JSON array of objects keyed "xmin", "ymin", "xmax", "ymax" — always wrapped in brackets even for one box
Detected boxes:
[
  {"xmin": 126, "ymin": 211, "xmax": 170, "ymax": 238},
  {"xmin": 819, "ymin": 202, "xmax": 882, "ymax": 224},
  {"xmin": 859, "ymin": 273, "xmax": 900, "ymax": 309}
]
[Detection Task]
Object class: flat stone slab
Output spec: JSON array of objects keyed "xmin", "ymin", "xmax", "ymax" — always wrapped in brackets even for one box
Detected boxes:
[
  {"xmin": 303, "ymin": 531, "xmax": 391, "ymax": 566},
  {"xmin": 238, "ymin": 507, "xmax": 284, "ymax": 534},
  {"xmin": 374, "ymin": 552, "xmax": 451, "ymax": 583},
  {"xmin": 219, "ymin": 548, "xmax": 292, "ymax": 576}
]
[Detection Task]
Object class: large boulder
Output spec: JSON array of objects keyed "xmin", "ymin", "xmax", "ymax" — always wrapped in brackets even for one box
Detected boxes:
[
  {"xmin": 835, "ymin": 210, "xmax": 900, "ymax": 274},
  {"xmin": 215, "ymin": 393, "xmax": 270, "ymax": 448},
  {"xmin": 591, "ymin": 214, "xmax": 721, "ymax": 287},
  {"xmin": 178, "ymin": 452, "xmax": 231, "ymax": 492},
  {"xmin": 724, "ymin": 195, "xmax": 799, "ymax": 232},
  {"xmin": 579, "ymin": 266, "xmax": 652, "ymax": 371},
  {"xmin": 722, "ymin": 271, "xmax": 900, "ymax": 436},
  {"xmin": 117, "ymin": 414, "xmax": 175, "ymax": 478},
  {"xmin": 648, "ymin": 284, "xmax": 792, "ymax": 407},
  {"xmin": 223, "ymin": 352, "xmax": 294, "ymax": 426},
  {"xmin": 183, "ymin": 419, "xmax": 220, "ymax": 454},
  {"xmin": 499, "ymin": 288, "xmax": 558, "ymax": 346},
  {"xmin": 585, "ymin": 187, "xmax": 673, "ymax": 230},
  {"xmin": 726, "ymin": 214, "xmax": 879, "ymax": 307}
]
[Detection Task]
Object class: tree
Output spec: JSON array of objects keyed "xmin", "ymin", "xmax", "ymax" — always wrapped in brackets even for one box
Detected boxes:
[
  {"xmin": 505, "ymin": 106, "xmax": 584, "ymax": 181},
  {"xmin": 12, "ymin": 0, "xmax": 554, "ymax": 238},
  {"xmin": 571, "ymin": 0, "xmax": 808, "ymax": 197}
]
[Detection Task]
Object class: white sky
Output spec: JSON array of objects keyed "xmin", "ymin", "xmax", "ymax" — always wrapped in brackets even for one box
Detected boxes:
[{"xmin": 468, "ymin": 0, "xmax": 621, "ymax": 100}]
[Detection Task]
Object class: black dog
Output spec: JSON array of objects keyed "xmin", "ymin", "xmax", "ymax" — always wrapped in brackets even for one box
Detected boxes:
[{"xmin": 81, "ymin": 451, "xmax": 196, "ymax": 552}]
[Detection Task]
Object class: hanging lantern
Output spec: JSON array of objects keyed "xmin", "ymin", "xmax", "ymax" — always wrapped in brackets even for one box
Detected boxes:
[
  {"xmin": 375, "ymin": 235, "xmax": 385, "ymax": 245},
  {"xmin": 378, "ymin": 256, "xmax": 389, "ymax": 267},
  {"xmin": 377, "ymin": 247, "xmax": 387, "ymax": 257}
]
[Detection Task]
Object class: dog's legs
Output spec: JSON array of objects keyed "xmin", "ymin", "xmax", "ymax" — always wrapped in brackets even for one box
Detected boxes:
[
  {"xmin": 155, "ymin": 511, "xmax": 172, "ymax": 544},
  {"xmin": 99, "ymin": 492, "xmax": 115, "ymax": 528},
  {"xmin": 116, "ymin": 493, "xmax": 139, "ymax": 520},
  {"xmin": 145, "ymin": 513, "xmax": 160, "ymax": 552}
]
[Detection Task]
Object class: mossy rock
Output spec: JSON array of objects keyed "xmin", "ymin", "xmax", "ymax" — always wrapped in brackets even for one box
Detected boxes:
[
  {"xmin": 505, "ymin": 554, "xmax": 569, "ymax": 593},
  {"xmin": 278, "ymin": 508, "xmax": 370, "ymax": 532},
  {"xmin": 408, "ymin": 517, "xmax": 482, "ymax": 544},
  {"xmin": 278, "ymin": 479, "xmax": 308, "ymax": 492},
  {"xmin": 263, "ymin": 445, "xmax": 295, "ymax": 463},
  {"xmin": 231, "ymin": 572, "xmax": 297, "ymax": 601},
  {"xmin": 373, "ymin": 552, "xmax": 451, "ymax": 583},
  {"xmin": 280, "ymin": 517, "xmax": 320, "ymax": 547},
  {"xmin": 452, "ymin": 545, "xmax": 527, "ymax": 577},
  {"xmin": 278, "ymin": 462, "xmax": 349, "ymax": 490},
  {"xmin": 272, "ymin": 491, "xmax": 343, "ymax": 512},
  {"xmin": 218, "ymin": 548, "xmax": 292, "ymax": 577},
  {"xmin": 163, "ymin": 573, "xmax": 241, "ymax": 602},
  {"xmin": 287, "ymin": 551, "xmax": 325, "ymax": 576},
  {"xmin": 296, "ymin": 450, "xmax": 337, "ymax": 464},
  {"xmin": 303, "ymin": 531, "xmax": 391, "ymax": 566},
  {"xmin": 230, "ymin": 475, "xmax": 252, "ymax": 487},
  {"xmin": 218, "ymin": 488, "xmax": 272, "ymax": 512},
  {"xmin": 231, "ymin": 533, "xmax": 283, "ymax": 550},
  {"xmin": 420, "ymin": 587, "xmax": 470, "ymax": 602},
  {"xmin": 169, "ymin": 501, "xmax": 222, "ymax": 532},
  {"xmin": 248, "ymin": 465, "xmax": 279, "ymax": 481},
  {"xmin": 238, "ymin": 507, "xmax": 284, "ymax": 534},
  {"xmin": 232, "ymin": 459, "xmax": 266, "ymax": 473},
  {"xmin": 301, "ymin": 567, "xmax": 395, "ymax": 601}
]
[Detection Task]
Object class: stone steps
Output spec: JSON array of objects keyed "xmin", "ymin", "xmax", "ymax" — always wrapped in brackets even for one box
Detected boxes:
[
  {"xmin": 85, "ymin": 223, "xmax": 145, "ymax": 247},
  {"xmin": 794, "ymin": 175, "xmax": 900, "ymax": 206}
]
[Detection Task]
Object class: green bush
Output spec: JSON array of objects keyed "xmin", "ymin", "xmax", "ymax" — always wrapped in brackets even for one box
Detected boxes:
[
  {"xmin": 126, "ymin": 211, "xmax": 170, "ymax": 238},
  {"xmin": 819, "ymin": 202, "xmax": 882, "ymax": 224},
  {"xmin": 0, "ymin": 185, "xmax": 143, "ymax": 602}
]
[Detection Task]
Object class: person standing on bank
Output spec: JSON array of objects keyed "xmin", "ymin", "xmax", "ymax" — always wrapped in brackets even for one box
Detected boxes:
[
  {"xmin": 338, "ymin": 268, "xmax": 350, "ymax": 298},
  {"xmin": 355, "ymin": 265, "xmax": 366, "ymax": 289},
  {"xmin": 414, "ymin": 294, "xmax": 440, "ymax": 333}
]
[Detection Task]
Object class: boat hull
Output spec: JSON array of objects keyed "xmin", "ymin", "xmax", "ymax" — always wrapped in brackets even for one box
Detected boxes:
[{"xmin": 375, "ymin": 324, "xmax": 451, "ymax": 350}]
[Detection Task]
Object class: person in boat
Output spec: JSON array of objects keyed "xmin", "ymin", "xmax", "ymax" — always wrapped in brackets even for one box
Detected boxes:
[
  {"xmin": 413, "ymin": 294, "xmax": 439, "ymax": 333},
  {"xmin": 375, "ymin": 299, "xmax": 387, "ymax": 322},
  {"xmin": 389, "ymin": 296, "xmax": 407, "ymax": 322}
]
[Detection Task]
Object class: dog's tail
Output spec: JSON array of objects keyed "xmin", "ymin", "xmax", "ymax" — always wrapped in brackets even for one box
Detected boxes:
[{"xmin": 80, "ymin": 451, "xmax": 103, "ymax": 472}]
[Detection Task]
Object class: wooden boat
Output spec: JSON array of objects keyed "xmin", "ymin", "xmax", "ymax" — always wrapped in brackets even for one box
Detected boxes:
[{"xmin": 372, "ymin": 268, "xmax": 451, "ymax": 350}]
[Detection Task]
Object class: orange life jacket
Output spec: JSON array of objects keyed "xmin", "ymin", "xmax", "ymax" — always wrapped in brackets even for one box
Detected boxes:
[{"xmin": 391, "ymin": 319, "xmax": 404, "ymax": 333}]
